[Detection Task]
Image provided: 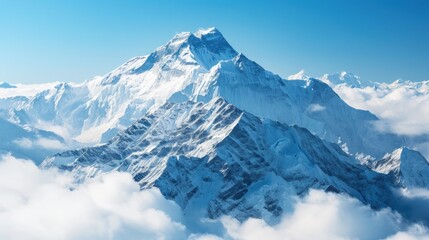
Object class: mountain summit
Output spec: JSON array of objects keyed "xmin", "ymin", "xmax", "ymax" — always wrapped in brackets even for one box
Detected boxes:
[
  {"xmin": 287, "ymin": 70, "xmax": 310, "ymax": 80},
  {"xmin": 0, "ymin": 82, "xmax": 16, "ymax": 89},
  {"xmin": 320, "ymin": 71, "xmax": 370, "ymax": 87}
]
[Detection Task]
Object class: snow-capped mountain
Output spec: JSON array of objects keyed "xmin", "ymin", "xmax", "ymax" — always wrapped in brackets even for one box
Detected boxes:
[
  {"xmin": 42, "ymin": 98, "xmax": 402, "ymax": 223},
  {"xmin": 0, "ymin": 28, "xmax": 407, "ymax": 160},
  {"xmin": 1, "ymin": 28, "xmax": 239, "ymax": 144},
  {"xmin": 288, "ymin": 71, "xmax": 371, "ymax": 88},
  {"xmin": 0, "ymin": 82, "xmax": 16, "ymax": 89},
  {"xmin": 287, "ymin": 70, "xmax": 310, "ymax": 80},
  {"xmin": 320, "ymin": 71, "xmax": 371, "ymax": 87},
  {"xmin": 370, "ymin": 147, "xmax": 429, "ymax": 188}
]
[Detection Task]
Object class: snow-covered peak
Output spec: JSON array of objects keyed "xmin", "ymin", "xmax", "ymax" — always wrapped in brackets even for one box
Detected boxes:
[
  {"xmin": 0, "ymin": 82, "xmax": 16, "ymax": 89},
  {"xmin": 170, "ymin": 31, "xmax": 193, "ymax": 42},
  {"xmin": 320, "ymin": 71, "xmax": 368, "ymax": 87},
  {"xmin": 193, "ymin": 27, "xmax": 237, "ymax": 57},
  {"xmin": 99, "ymin": 28, "xmax": 237, "ymax": 86},
  {"xmin": 287, "ymin": 70, "xmax": 310, "ymax": 80},
  {"xmin": 168, "ymin": 28, "xmax": 236, "ymax": 55},
  {"xmin": 381, "ymin": 79, "xmax": 429, "ymax": 94},
  {"xmin": 194, "ymin": 27, "xmax": 221, "ymax": 39},
  {"xmin": 371, "ymin": 147, "xmax": 429, "ymax": 188}
]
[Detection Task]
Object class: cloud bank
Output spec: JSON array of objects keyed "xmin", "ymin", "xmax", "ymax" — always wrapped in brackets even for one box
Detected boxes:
[
  {"xmin": 0, "ymin": 154, "xmax": 186, "ymax": 240},
  {"xmin": 333, "ymin": 83, "xmax": 429, "ymax": 159},
  {"xmin": 0, "ymin": 155, "xmax": 428, "ymax": 240},
  {"xmin": 221, "ymin": 190, "xmax": 429, "ymax": 240},
  {"xmin": 333, "ymin": 83, "xmax": 429, "ymax": 136}
]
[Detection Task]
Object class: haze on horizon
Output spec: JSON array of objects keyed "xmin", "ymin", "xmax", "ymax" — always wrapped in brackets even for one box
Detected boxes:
[{"xmin": 0, "ymin": 0, "xmax": 428, "ymax": 84}]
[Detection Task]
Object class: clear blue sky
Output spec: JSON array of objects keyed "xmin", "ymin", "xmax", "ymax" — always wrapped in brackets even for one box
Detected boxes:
[{"xmin": 0, "ymin": 0, "xmax": 428, "ymax": 84}]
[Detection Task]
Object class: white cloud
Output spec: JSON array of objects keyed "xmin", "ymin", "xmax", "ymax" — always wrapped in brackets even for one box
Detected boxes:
[
  {"xmin": 0, "ymin": 155, "xmax": 428, "ymax": 240},
  {"xmin": 13, "ymin": 137, "xmax": 66, "ymax": 150},
  {"xmin": 189, "ymin": 234, "xmax": 224, "ymax": 240},
  {"xmin": 35, "ymin": 137, "xmax": 67, "ymax": 150},
  {"xmin": 333, "ymin": 84, "xmax": 429, "ymax": 136},
  {"xmin": 12, "ymin": 138, "xmax": 33, "ymax": 148},
  {"xmin": 332, "ymin": 83, "xmax": 429, "ymax": 159},
  {"xmin": 307, "ymin": 104, "xmax": 326, "ymax": 112},
  {"xmin": 385, "ymin": 224, "xmax": 429, "ymax": 240},
  {"xmin": 0, "ymin": 154, "xmax": 186, "ymax": 240},
  {"xmin": 221, "ymin": 190, "xmax": 429, "ymax": 240}
]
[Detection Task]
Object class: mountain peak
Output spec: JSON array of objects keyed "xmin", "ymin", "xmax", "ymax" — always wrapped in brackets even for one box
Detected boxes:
[
  {"xmin": 320, "ymin": 71, "xmax": 366, "ymax": 87},
  {"xmin": 371, "ymin": 147, "xmax": 429, "ymax": 188},
  {"xmin": 194, "ymin": 27, "xmax": 221, "ymax": 38},
  {"xmin": 0, "ymin": 82, "xmax": 17, "ymax": 89},
  {"xmin": 233, "ymin": 52, "xmax": 248, "ymax": 62},
  {"xmin": 287, "ymin": 70, "xmax": 310, "ymax": 80},
  {"xmin": 170, "ymin": 28, "xmax": 225, "ymax": 44},
  {"xmin": 162, "ymin": 28, "xmax": 237, "ymax": 68},
  {"xmin": 193, "ymin": 27, "xmax": 237, "ymax": 57}
]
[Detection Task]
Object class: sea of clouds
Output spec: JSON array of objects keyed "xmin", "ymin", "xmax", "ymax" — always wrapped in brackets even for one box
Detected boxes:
[
  {"xmin": 333, "ymin": 83, "xmax": 429, "ymax": 159},
  {"xmin": 1, "ymin": 155, "xmax": 428, "ymax": 240}
]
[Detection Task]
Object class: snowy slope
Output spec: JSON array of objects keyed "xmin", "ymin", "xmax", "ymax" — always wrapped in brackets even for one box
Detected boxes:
[
  {"xmin": 0, "ymin": 81, "xmax": 62, "ymax": 98},
  {"xmin": 42, "ymin": 98, "xmax": 397, "ymax": 223},
  {"xmin": 371, "ymin": 147, "xmax": 429, "ymax": 188},
  {"xmin": 288, "ymin": 71, "xmax": 372, "ymax": 87},
  {"xmin": 1, "ymin": 28, "xmax": 238, "ymax": 144},
  {"xmin": 190, "ymin": 54, "xmax": 405, "ymax": 158}
]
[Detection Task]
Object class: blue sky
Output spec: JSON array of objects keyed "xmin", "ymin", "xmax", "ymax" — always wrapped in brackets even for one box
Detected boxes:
[{"xmin": 0, "ymin": 0, "xmax": 428, "ymax": 84}]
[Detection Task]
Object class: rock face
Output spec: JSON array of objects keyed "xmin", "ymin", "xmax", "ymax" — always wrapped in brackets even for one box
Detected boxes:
[{"xmin": 42, "ymin": 98, "xmax": 399, "ymax": 223}]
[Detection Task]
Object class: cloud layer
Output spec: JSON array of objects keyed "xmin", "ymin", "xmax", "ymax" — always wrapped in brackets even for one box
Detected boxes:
[
  {"xmin": 0, "ymin": 155, "xmax": 428, "ymax": 240},
  {"xmin": 0, "ymin": 154, "xmax": 186, "ymax": 240},
  {"xmin": 221, "ymin": 190, "xmax": 429, "ymax": 240},
  {"xmin": 13, "ymin": 137, "xmax": 66, "ymax": 150},
  {"xmin": 333, "ymin": 83, "xmax": 429, "ymax": 159},
  {"xmin": 333, "ymin": 83, "xmax": 429, "ymax": 136}
]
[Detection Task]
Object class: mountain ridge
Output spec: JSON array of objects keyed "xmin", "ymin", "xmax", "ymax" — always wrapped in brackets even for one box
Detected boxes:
[{"xmin": 42, "ymin": 97, "xmax": 404, "ymax": 223}]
